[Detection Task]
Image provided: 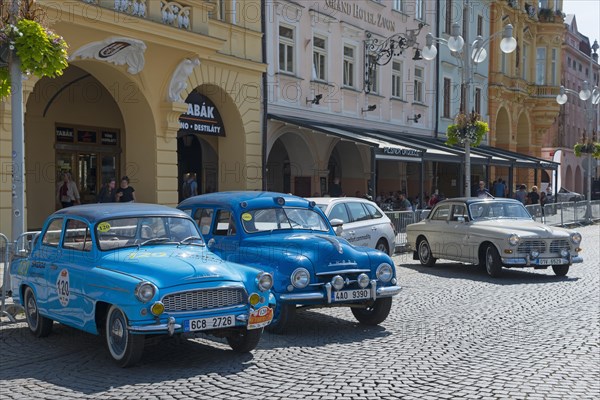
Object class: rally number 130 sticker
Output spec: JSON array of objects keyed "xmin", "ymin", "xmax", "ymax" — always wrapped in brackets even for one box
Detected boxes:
[{"xmin": 56, "ymin": 269, "xmax": 70, "ymax": 307}]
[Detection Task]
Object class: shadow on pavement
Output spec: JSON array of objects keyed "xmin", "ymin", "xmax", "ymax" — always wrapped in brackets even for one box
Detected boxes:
[{"xmin": 398, "ymin": 261, "xmax": 579, "ymax": 285}]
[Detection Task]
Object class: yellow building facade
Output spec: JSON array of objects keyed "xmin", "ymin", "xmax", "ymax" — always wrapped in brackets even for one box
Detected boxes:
[
  {"xmin": 488, "ymin": 0, "xmax": 565, "ymax": 188},
  {"xmin": 1, "ymin": 0, "xmax": 265, "ymax": 238}
]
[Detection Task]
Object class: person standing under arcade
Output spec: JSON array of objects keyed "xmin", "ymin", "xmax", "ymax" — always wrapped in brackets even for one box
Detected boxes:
[{"xmin": 116, "ymin": 176, "xmax": 136, "ymax": 203}]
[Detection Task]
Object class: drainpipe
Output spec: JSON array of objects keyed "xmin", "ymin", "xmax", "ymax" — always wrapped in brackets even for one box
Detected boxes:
[
  {"xmin": 433, "ymin": 0, "xmax": 441, "ymax": 139},
  {"xmin": 261, "ymin": 0, "xmax": 268, "ymax": 191}
]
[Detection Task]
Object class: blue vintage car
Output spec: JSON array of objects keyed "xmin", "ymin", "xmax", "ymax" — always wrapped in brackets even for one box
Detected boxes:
[
  {"xmin": 10, "ymin": 204, "xmax": 274, "ymax": 367},
  {"xmin": 178, "ymin": 191, "xmax": 401, "ymax": 333}
]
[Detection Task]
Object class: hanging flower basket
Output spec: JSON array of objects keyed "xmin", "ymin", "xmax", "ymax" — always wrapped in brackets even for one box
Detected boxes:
[
  {"xmin": 0, "ymin": 18, "xmax": 69, "ymax": 98},
  {"xmin": 445, "ymin": 112, "xmax": 489, "ymax": 147},
  {"xmin": 573, "ymin": 140, "xmax": 600, "ymax": 159}
]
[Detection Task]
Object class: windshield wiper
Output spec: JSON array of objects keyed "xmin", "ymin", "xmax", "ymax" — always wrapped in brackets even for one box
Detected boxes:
[
  {"xmin": 178, "ymin": 236, "xmax": 205, "ymax": 246},
  {"xmin": 138, "ymin": 237, "xmax": 171, "ymax": 247}
]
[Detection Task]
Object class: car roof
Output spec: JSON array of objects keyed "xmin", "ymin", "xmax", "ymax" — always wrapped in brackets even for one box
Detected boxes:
[
  {"xmin": 52, "ymin": 203, "xmax": 189, "ymax": 223},
  {"xmin": 436, "ymin": 197, "xmax": 522, "ymax": 205},
  {"xmin": 178, "ymin": 191, "xmax": 314, "ymax": 209},
  {"xmin": 306, "ymin": 197, "xmax": 374, "ymax": 205}
]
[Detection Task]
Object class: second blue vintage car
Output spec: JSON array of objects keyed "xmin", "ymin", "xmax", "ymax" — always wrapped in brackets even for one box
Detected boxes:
[
  {"xmin": 178, "ymin": 191, "xmax": 401, "ymax": 333},
  {"xmin": 10, "ymin": 204, "xmax": 274, "ymax": 367}
]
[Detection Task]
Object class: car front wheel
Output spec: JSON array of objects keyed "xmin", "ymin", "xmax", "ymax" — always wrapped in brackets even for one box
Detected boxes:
[
  {"xmin": 105, "ymin": 305, "xmax": 145, "ymax": 367},
  {"xmin": 227, "ymin": 328, "xmax": 263, "ymax": 352},
  {"xmin": 376, "ymin": 239, "xmax": 390, "ymax": 255},
  {"xmin": 351, "ymin": 297, "xmax": 392, "ymax": 325},
  {"xmin": 552, "ymin": 265, "xmax": 569, "ymax": 277},
  {"xmin": 24, "ymin": 287, "xmax": 53, "ymax": 337},
  {"xmin": 485, "ymin": 245, "xmax": 503, "ymax": 277},
  {"xmin": 418, "ymin": 238, "xmax": 436, "ymax": 267}
]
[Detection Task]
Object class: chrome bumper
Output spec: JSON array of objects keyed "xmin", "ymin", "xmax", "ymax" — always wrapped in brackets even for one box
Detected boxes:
[
  {"xmin": 278, "ymin": 283, "xmax": 402, "ymax": 304},
  {"xmin": 501, "ymin": 255, "xmax": 583, "ymax": 266},
  {"xmin": 129, "ymin": 315, "xmax": 249, "ymax": 335}
]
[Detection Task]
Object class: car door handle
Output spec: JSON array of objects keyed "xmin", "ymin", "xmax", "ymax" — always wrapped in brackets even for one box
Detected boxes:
[{"xmin": 371, "ymin": 227, "xmax": 377, "ymax": 231}]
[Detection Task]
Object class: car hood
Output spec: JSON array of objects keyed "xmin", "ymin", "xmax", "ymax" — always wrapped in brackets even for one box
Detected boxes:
[
  {"xmin": 471, "ymin": 219, "xmax": 572, "ymax": 239},
  {"xmin": 236, "ymin": 233, "xmax": 372, "ymax": 274},
  {"xmin": 98, "ymin": 246, "xmax": 245, "ymax": 288}
]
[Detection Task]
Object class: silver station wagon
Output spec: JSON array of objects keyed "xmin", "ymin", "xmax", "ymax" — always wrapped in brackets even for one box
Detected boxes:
[{"xmin": 406, "ymin": 198, "xmax": 583, "ymax": 277}]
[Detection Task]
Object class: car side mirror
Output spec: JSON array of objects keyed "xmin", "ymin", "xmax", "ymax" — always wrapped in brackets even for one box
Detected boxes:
[
  {"xmin": 329, "ymin": 218, "xmax": 344, "ymax": 236},
  {"xmin": 207, "ymin": 238, "xmax": 215, "ymax": 249}
]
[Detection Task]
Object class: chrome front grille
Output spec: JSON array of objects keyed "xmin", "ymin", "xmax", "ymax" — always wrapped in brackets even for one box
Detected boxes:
[
  {"xmin": 517, "ymin": 240, "xmax": 546, "ymax": 254},
  {"xmin": 162, "ymin": 288, "xmax": 245, "ymax": 312},
  {"xmin": 550, "ymin": 239, "xmax": 570, "ymax": 253}
]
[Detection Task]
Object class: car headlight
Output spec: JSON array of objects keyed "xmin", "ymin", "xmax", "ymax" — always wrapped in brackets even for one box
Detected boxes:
[
  {"xmin": 257, "ymin": 272, "xmax": 273, "ymax": 292},
  {"xmin": 357, "ymin": 273, "xmax": 370, "ymax": 288},
  {"xmin": 570, "ymin": 232, "xmax": 582, "ymax": 245},
  {"xmin": 135, "ymin": 282, "xmax": 157, "ymax": 303},
  {"xmin": 291, "ymin": 268, "xmax": 310, "ymax": 289},
  {"xmin": 331, "ymin": 275, "xmax": 345, "ymax": 290},
  {"xmin": 508, "ymin": 234, "xmax": 520, "ymax": 246},
  {"xmin": 376, "ymin": 263, "xmax": 393, "ymax": 282}
]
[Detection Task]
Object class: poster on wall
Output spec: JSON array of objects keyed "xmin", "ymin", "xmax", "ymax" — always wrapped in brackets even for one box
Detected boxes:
[
  {"xmin": 178, "ymin": 91, "xmax": 226, "ymax": 137},
  {"xmin": 56, "ymin": 127, "xmax": 74, "ymax": 143}
]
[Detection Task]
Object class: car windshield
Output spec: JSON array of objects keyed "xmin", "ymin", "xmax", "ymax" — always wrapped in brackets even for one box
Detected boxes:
[
  {"xmin": 240, "ymin": 207, "xmax": 330, "ymax": 233},
  {"xmin": 96, "ymin": 216, "xmax": 203, "ymax": 251},
  {"xmin": 468, "ymin": 202, "xmax": 532, "ymax": 221}
]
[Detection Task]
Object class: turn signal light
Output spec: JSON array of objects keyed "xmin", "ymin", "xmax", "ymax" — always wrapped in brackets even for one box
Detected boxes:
[
  {"xmin": 150, "ymin": 301, "xmax": 165, "ymax": 316},
  {"xmin": 249, "ymin": 293, "xmax": 260, "ymax": 306}
]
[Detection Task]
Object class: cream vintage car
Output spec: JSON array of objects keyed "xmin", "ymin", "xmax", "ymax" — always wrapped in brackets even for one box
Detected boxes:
[{"xmin": 406, "ymin": 198, "xmax": 583, "ymax": 277}]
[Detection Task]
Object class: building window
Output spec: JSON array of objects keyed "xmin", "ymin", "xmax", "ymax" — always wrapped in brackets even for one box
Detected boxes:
[
  {"xmin": 415, "ymin": 0, "xmax": 424, "ymax": 21},
  {"xmin": 279, "ymin": 25, "xmax": 295, "ymax": 73},
  {"xmin": 551, "ymin": 48, "xmax": 557, "ymax": 84},
  {"xmin": 475, "ymin": 87, "xmax": 481, "ymax": 115},
  {"xmin": 414, "ymin": 67, "xmax": 424, "ymax": 103},
  {"xmin": 313, "ymin": 35, "xmax": 327, "ymax": 81},
  {"xmin": 444, "ymin": 0, "xmax": 453, "ymax": 34},
  {"xmin": 536, "ymin": 47, "xmax": 546, "ymax": 85},
  {"xmin": 567, "ymin": 56, "xmax": 571, "ymax": 68},
  {"xmin": 392, "ymin": 61, "xmax": 403, "ymax": 98},
  {"xmin": 522, "ymin": 43, "xmax": 528, "ymax": 80},
  {"xmin": 477, "ymin": 15, "xmax": 483, "ymax": 36},
  {"xmin": 392, "ymin": 0, "xmax": 404, "ymax": 12},
  {"xmin": 343, "ymin": 45, "xmax": 355, "ymax": 87},
  {"xmin": 443, "ymin": 78, "xmax": 451, "ymax": 118}
]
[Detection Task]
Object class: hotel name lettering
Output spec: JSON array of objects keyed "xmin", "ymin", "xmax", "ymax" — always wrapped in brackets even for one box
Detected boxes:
[{"xmin": 325, "ymin": 0, "xmax": 395, "ymax": 32}]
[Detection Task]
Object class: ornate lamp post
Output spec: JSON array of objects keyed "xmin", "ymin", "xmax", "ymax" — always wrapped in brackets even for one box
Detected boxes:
[
  {"xmin": 364, "ymin": 24, "xmax": 425, "ymax": 94},
  {"xmin": 556, "ymin": 39, "xmax": 600, "ymax": 223},
  {"xmin": 421, "ymin": 0, "xmax": 517, "ymax": 196}
]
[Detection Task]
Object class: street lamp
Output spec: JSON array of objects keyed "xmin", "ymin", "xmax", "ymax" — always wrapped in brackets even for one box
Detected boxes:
[
  {"xmin": 422, "ymin": 1, "xmax": 517, "ymax": 196},
  {"xmin": 556, "ymin": 39, "xmax": 600, "ymax": 223}
]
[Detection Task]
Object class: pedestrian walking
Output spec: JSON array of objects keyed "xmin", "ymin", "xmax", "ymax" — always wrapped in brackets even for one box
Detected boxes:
[
  {"xmin": 116, "ymin": 176, "xmax": 136, "ymax": 202},
  {"xmin": 515, "ymin": 184, "xmax": 527, "ymax": 205},
  {"xmin": 56, "ymin": 172, "xmax": 80, "ymax": 208},
  {"xmin": 527, "ymin": 186, "xmax": 540, "ymax": 205},
  {"xmin": 98, "ymin": 177, "xmax": 117, "ymax": 203}
]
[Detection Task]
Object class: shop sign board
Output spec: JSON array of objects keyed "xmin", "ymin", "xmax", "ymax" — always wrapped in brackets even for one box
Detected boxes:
[{"xmin": 178, "ymin": 91, "xmax": 226, "ymax": 137}]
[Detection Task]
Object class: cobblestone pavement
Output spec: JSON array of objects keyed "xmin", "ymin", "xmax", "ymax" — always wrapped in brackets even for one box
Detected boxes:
[{"xmin": 1, "ymin": 225, "xmax": 598, "ymax": 400}]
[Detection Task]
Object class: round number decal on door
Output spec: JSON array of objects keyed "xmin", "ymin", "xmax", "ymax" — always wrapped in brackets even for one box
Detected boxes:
[{"xmin": 56, "ymin": 269, "xmax": 70, "ymax": 306}]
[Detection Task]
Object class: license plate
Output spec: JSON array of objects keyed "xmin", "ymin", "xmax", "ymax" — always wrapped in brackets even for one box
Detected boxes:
[
  {"xmin": 537, "ymin": 258, "xmax": 568, "ymax": 265},
  {"xmin": 332, "ymin": 289, "xmax": 371, "ymax": 302},
  {"xmin": 184, "ymin": 315, "xmax": 235, "ymax": 332}
]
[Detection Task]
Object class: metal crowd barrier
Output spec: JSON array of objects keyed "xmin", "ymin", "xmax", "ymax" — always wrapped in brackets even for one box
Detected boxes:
[
  {"xmin": 0, "ymin": 231, "xmax": 40, "ymax": 324},
  {"xmin": 388, "ymin": 200, "xmax": 600, "ymax": 253},
  {"xmin": 0, "ymin": 233, "xmax": 16, "ymax": 322}
]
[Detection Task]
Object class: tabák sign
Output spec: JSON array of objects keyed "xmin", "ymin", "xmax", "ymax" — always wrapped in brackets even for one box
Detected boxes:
[{"xmin": 178, "ymin": 91, "xmax": 225, "ymax": 137}]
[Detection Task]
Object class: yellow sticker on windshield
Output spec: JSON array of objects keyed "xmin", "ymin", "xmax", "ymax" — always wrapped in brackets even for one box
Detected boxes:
[
  {"xmin": 242, "ymin": 213, "xmax": 252, "ymax": 221},
  {"xmin": 97, "ymin": 222, "xmax": 111, "ymax": 232}
]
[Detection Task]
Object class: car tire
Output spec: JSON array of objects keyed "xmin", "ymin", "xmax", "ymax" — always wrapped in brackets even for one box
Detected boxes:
[
  {"xmin": 351, "ymin": 297, "xmax": 393, "ymax": 325},
  {"xmin": 485, "ymin": 245, "xmax": 503, "ymax": 278},
  {"xmin": 552, "ymin": 265, "xmax": 569, "ymax": 277},
  {"xmin": 227, "ymin": 328, "xmax": 263, "ymax": 352},
  {"xmin": 265, "ymin": 303, "xmax": 295, "ymax": 334},
  {"xmin": 417, "ymin": 238, "xmax": 436, "ymax": 267},
  {"xmin": 105, "ymin": 305, "xmax": 145, "ymax": 368},
  {"xmin": 24, "ymin": 287, "xmax": 53, "ymax": 338},
  {"xmin": 376, "ymin": 239, "xmax": 390, "ymax": 255}
]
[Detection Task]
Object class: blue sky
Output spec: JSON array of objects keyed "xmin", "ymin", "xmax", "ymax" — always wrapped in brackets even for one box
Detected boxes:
[{"xmin": 562, "ymin": 0, "xmax": 600, "ymax": 44}]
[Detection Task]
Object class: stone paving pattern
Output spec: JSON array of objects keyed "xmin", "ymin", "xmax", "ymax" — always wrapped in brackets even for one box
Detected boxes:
[{"xmin": 1, "ymin": 225, "xmax": 598, "ymax": 400}]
